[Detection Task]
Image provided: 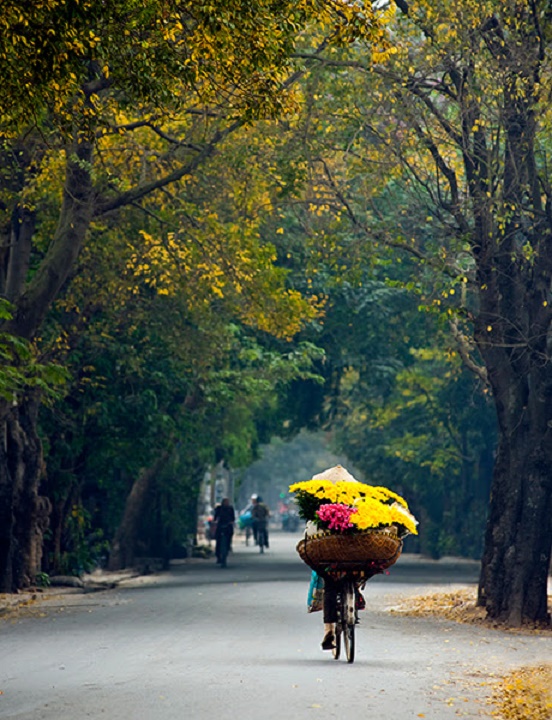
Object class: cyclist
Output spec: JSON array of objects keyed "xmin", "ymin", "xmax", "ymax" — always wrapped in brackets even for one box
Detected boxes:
[
  {"xmin": 301, "ymin": 464, "xmax": 368, "ymax": 650},
  {"xmin": 252, "ymin": 495, "xmax": 270, "ymax": 551},
  {"xmin": 214, "ymin": 497, "xmax": 235, "ymax": 566}
]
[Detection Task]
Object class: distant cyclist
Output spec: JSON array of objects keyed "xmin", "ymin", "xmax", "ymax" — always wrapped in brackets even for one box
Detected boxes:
[{"xmin": 252, "ymin": 495, "xmax": 270, "ymax": 552}]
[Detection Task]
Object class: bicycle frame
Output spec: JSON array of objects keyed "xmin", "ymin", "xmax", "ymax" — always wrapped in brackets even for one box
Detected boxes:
[
  {"xmin": 331, "ymin": 577, "xmax": 357, "ymax": 663},
  {"xmin": 319, "ymin": 567, "xmax": 375, "ymax": 664}
]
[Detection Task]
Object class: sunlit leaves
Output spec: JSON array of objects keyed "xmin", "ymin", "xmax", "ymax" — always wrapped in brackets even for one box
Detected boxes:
[
  {"xmin": 0, "ymin": 0, "xmax": 388, "ymax": 134},
  {"xmin": 0, "ymin": 299, "xmax": 67, "ymax": 402}
]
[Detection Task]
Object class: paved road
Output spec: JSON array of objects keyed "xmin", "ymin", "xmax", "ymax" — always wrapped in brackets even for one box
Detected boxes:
[{"xmin": 1, "ymin": 532, "xmax": 551, "ymax": 719}]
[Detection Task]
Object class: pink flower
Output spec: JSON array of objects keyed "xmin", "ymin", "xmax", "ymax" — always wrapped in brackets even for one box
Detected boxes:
[{"xmin": 316, "ymin": 503, "xmax": 358, "ymax": 532}]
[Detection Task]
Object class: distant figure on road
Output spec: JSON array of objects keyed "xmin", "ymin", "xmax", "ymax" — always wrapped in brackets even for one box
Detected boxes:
[
  {"xmin": 252, "ymin": 495, "xmax": 270, "ymax": 552},
  {"xmin": 239, "ymin": 494, "xmax": 258, "ymax": 545},
  {"xmin": 214, "ymin": 498, "xmax": 235, "ymax": 565}
]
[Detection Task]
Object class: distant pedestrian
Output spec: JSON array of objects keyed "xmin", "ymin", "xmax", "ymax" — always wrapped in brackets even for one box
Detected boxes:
[
  {"xmin": 252, "ymin": 495, "xmax": 270, "ymax": 551},
  {"xmin": 239, "ymin": 494, "xmax": 258, "ymax": 545},
  {"xmin": 214, "ymin": 498, "xmax": 235, "ymax": 565}
]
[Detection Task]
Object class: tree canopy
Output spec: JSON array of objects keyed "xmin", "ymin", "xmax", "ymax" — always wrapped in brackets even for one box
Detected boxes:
[{"xmin": 1, "ymin": 0, "xmax": 551, "ymax": 629}]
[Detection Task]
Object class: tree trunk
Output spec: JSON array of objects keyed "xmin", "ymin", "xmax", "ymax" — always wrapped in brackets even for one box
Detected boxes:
[
  {"xmin": 478, "ymin": 427, "xmax": 552, "ymax": 626},
  {"xmin": 474, "ymin": 238, "xmax": 552, "ymax": 625},
  {"xmin": 0, "ymin": 396, "xmax": 50, "ymax": 591},
  {"xmin": 108, "ymin": 451, "xmax": 171, "ymax": 571}
]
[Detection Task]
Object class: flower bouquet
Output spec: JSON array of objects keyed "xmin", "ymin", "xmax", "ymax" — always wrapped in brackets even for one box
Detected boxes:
[{"xmin": 290, "ymin": 466, "xmax": 418, "ymax": 575}]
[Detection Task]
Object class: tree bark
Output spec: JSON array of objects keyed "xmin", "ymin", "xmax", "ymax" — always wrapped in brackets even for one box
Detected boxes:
[
  {"xmin": 478, "ymin": 428, "xmax": 552, "ymax": 625},
  {"xmin": 6, "ymin": 137, "xmax": 94, "ymax": 340},
  {"xmin": 0, "ymin": 396, "xmax": 50, "ymax": 591},
  {"xmin": 108, "ymin": 450, "xmax": 171, "ymax": 571},
  {"xmin": 472, "ymin": 63, "xmax": 552, "ymax": 626},
  {"xmin": 476, "ymin": 319, "xmax": 552, "ymax": 624}
]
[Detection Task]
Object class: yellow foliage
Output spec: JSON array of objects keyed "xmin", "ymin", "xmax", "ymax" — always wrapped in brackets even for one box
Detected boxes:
[
  {"xmin": 493, "ymin": 666, "xmax": 552, "ymax": 720},
  {"xmin": 0, "ymin": 0, "xmax": 388, "ymax": 132}
]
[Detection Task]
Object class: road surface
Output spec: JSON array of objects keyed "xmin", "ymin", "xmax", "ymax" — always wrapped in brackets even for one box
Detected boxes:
[{"xmin": 1, "ymin": 531, "xmax": 551, "ymax": 719}]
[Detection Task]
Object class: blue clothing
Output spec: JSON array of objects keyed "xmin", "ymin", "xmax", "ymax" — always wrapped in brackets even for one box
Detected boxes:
[{"xmin": 307, "ymin": 570, "xmax": 324, "ymax": 612}]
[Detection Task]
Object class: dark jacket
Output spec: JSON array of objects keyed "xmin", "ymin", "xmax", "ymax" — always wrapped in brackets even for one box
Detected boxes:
[{"xmin": 214, "ymin": 504, "xmax": 235, "ymax": 533}]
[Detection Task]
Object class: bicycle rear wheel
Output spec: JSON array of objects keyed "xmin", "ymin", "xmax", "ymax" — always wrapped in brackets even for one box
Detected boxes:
[
  {"xmin": 332, "ymin": 583, "xmax": 346, "ymax": 660},
  {"xmin": 343, "ymin": 621, "xmax": 355, "ymax": 663},
  {"xmin": 332, "ymin": 624, "xmax": 341, "ymax": 660},
  {"xmin": 342, "ymin": 581, "xmax": 356, "ymax": 663}
]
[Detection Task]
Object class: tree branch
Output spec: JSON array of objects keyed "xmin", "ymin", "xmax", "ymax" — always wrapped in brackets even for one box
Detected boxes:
[
  {"xmin": 8, "ymin": 137, "xmax": 95, "ymax": 340},
  {"xmin": 93, "ymin": 120, "xmax": 242, "ymax": 217},
  {"xmin": 450, "ymin": 319, "xmax": 489, "ymax": 385},
  {"xmin": 93, "ymin": 47, "xmax": 322, "ymax": 218}
]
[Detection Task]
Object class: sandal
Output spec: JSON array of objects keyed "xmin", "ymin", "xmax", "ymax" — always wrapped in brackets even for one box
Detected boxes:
[{"xmin": 321, "ymin": 631, "xmax": 336, "ymax": 650}]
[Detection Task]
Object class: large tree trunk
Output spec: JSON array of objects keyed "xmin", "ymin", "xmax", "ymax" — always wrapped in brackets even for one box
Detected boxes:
[
  {"xmin": 472, "ymin": 124, "xmax": 552, "ymax": 624},
  {"xmin": 475, "ymin": 276, "xmax": 552, "ymax": 625},
  {"xmin": 373, "ymin": 0, "xmax": 552, "ymax": 626},
  {"xmin": 0, "ymin": 396, "xmax": 50, "ymax": 591},
  {"xmin": 478, "ymin": 425, "xmax": 552, "ymax": 625}
]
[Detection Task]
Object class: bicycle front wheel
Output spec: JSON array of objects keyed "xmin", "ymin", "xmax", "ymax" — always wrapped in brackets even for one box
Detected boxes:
[{"xmin": 343, "ymin": 621, "xmax": 355, "ymax": 663}]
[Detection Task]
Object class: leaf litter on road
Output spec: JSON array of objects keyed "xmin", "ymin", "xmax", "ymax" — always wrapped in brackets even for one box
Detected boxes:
[{"xmin": 387, "ymin": 588, "xmax": 552, "ymax": 719}]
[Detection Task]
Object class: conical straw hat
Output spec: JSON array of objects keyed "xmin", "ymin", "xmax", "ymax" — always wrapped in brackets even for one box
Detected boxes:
[{"xmin": 311, "ymin": 465, "xmax": 360, "ymax": 484}]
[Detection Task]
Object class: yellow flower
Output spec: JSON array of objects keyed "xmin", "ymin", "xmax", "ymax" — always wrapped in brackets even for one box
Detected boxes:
[
  {"xmin": 289, "ymin": 477, "xmax": 418, "ymax": 535},
  {"xmin": 371, "ymin": 486, "xmax": 409, "ymax": 508},
  {"xmin": 351, "ymin": 497, "xmax": 394, "ymax": 530}
]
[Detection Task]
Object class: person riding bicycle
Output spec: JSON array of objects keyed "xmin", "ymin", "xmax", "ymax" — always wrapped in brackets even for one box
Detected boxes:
[
  {"xmin": 251, "ymin": 495, "xmax": 270, "ymax": 550},
  {"xmin": 302, "ymin": 465, "xmax": 367, "ymax": 650},
  {"xmin": 214, "ymin": 497, "xmax": 235, "ymax": 565}
]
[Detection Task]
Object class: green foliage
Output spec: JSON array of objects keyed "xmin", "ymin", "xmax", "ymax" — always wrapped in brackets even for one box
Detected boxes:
[
  {"xmin": 56, "ymin": 505, "xmax": 110, "ymax": 576},
  {"xmin": 0, "ymin": 0, "xmax": 386, "ymax": 133},
  {"xmin": 331, "ymin": 333, "xmax": 496, "ymax": 558},
  {"xmin": 34, "ymin": 571, "xmax": 51, "ymax": 588},
  {"xmin": 38, "ymin": 197, "xmax": 326, "ymax": 559},
  {"xmin": 0, "ymin": 299, "xmax": 68, "ymax": 402},
  {"xmin": 293, "ymin": 490, "xmax": 329, "ymax": 522}
]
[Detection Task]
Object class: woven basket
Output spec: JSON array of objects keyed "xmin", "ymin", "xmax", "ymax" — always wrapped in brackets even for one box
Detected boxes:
[{"xmin": 296, "ymin": 529, "xmax": 402, "ymax": 574}]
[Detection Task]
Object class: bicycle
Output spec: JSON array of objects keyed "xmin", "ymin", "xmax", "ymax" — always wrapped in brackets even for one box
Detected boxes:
[
  {"xmin": 319, "ymin": 560, "xmax": 400, "ymax": 663},
  {"xmin": 330, "ymin": 575, "xmax": 358, "ymax": 663},
  {"xmin": 320, "ymin": 570, "xmax": 362, "ymax": 663},
  {"xmin": 297, "ymin": 529, "xmax": 404, "ymax": 664}
]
